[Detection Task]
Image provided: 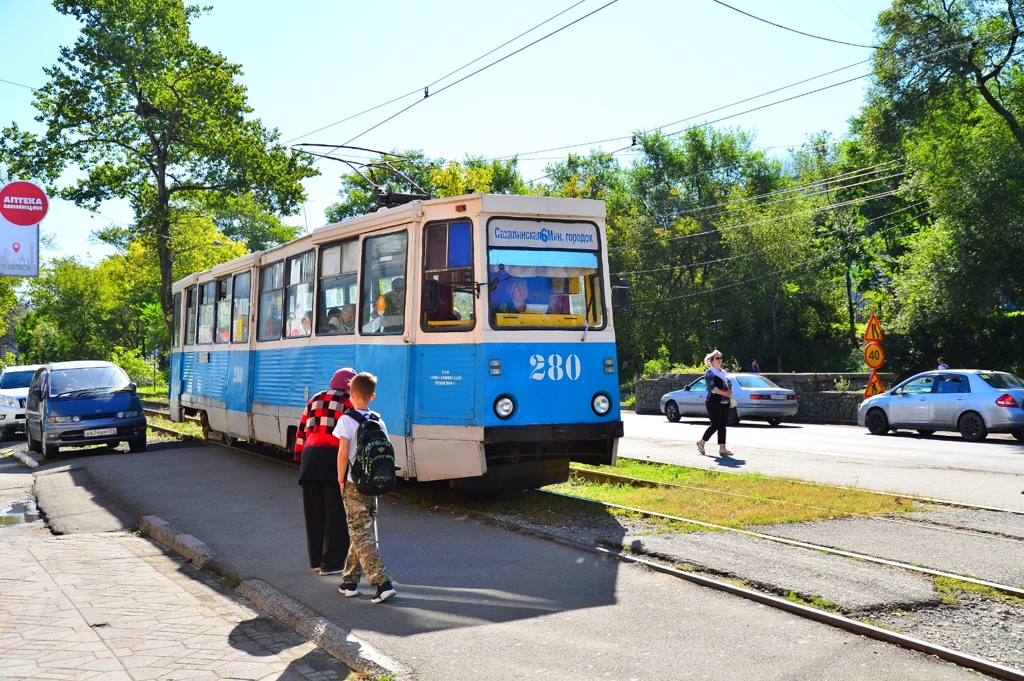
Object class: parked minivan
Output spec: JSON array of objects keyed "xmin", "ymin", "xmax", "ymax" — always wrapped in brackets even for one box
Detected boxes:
[{"xmin": 25, "ymin": 361, "xmax": 148, "ymax": 458}]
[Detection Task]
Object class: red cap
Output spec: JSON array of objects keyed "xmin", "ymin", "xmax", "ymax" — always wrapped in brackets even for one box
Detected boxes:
[{"xmin": 330, "ymin": 367, "xmax": 356, "ymax": 392}]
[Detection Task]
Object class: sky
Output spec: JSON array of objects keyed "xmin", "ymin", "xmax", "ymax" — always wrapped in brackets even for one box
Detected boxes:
[{"xmin": 0, "ymin": 0, "xmax": 892, "ymax": 264}]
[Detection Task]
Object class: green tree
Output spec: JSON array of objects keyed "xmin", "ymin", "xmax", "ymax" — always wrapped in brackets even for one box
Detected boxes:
[
  {"xmin": 0, "ymin": 0, "xmax": 316, "ymax": 336},
  {"xmin": 324, "ymin": 150, "xmax": 440, "ymax": 222}
]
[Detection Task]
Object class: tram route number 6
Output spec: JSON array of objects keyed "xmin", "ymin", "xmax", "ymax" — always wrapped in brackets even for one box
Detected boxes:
[{"xmin": 530, "ymin": 354, "xmax": 582, "ymax": 381}]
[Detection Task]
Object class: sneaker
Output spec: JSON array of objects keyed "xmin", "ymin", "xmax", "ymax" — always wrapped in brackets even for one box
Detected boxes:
[
  {"xmin": 696, "ymin": 442, "xmax": 705, "ymax": 455},
  {"xmin": 371, "ymin": 581, "xmax": 397, "ymax": 603},
  {"xmin": 319, "ymin": 567, "xmax": 345, "ymax": 576},
  {"xmin": 338, "ymin": 583, "xmax": 361, "ymax": 597}
]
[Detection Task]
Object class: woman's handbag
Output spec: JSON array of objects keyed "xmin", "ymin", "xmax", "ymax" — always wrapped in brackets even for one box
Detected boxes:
[{"xmin": 729, "ymin": 398, "xmax": 738, "ymax": 409}]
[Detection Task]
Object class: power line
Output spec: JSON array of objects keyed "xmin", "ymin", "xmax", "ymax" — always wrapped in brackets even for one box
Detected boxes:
[
  {"xmin": 339, "ymin": 0, "xmax": 622, "ymax": 147},
  {"xmin": 0, "ymin": 77, "xmax": 37, "ymax": 91},
  {"xmin": 628, "ymin": 206, "xmax": 933, "ymax": 307},
  {"xmin": 285, "ymin": 0, "xmax": 593, "ymax": 145},
  {"xmin": 706, "ymin": 0, "xmax": 876, "ymax": 48}
]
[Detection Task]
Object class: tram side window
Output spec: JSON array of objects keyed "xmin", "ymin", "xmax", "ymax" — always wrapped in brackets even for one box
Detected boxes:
[
  {"xmin": 231, "ymin": 271, "xmax": 251, "ymax": 343},
  {"xmin": 214, "ymin": 277, "xmax": 231, "ymax": 344},
  {"xmin": 185, "ymin": 286, "xmax": 197, "ymax": 345},
  {"xmin": 422, "ymin": 220, "xmax": 474, "ymax": 331},
  {"xmin": 257, "ymin": 261, "xmax": 284, "ymax": 341},
  {"xmin": 172, "ymin": 292, "xmax": 182, "ymax": 347},
  {"xmin": 318, "ymin": 240, "xmax": 358, "ymax": 335},
  {"xmin": 360, "ymin": 231, "xmax": 408, "ymax": 335},
  {"xmin": 284, "ymin": 251, "xmax": 314, "ymax": 337},
  {"xmin": 197, "ymin": 282, "xmax": 216, "ymax": 344}
]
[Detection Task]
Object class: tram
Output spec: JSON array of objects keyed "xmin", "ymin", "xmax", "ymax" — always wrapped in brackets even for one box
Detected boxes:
[{"xmin": 168, "ymin": 193, "xmax": 623, "ymax": 491}]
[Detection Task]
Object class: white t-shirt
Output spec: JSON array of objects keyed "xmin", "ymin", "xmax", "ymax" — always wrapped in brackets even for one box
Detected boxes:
[{"xmin": 332, "ymin": 409, "xmax": 389, "ymax": 482}]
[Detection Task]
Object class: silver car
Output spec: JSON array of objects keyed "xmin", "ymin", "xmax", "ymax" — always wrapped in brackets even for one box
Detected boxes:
[
  {"xmin": 660, "ymin": 374, "xmax": 799, "ymax": 426},
  {"xmin": 0, "ymin": 364, "xmax": 42, "ymax": 439},
  {"xmin": 857, "ymin": 370, "xmax": 1024, "ymax": 442}
]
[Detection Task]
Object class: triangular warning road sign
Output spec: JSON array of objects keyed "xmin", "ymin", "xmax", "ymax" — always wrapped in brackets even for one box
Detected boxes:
[
  {"xmin": 863, "ymin": 314, "xmax": 884, "ymax": 342},
  {"xmin": 864, "ymin": 371, "xmax": 885, "ymax": 398}
]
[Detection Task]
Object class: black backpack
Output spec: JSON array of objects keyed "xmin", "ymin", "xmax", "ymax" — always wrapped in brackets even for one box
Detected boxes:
[{"xmin": 346, "ymin": 411, "xmax": 398, "ymax": 496}]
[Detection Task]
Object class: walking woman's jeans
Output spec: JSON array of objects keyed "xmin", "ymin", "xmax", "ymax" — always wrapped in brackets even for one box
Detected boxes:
[{"xmin": 702, "ymin": 398, "xmax": 729, "ymax": 445}]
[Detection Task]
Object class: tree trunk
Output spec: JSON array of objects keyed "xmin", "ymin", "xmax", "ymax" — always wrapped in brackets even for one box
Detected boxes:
[{"xmin": 846, "ymin": 269, "xmax": 856, "ymax": 344}]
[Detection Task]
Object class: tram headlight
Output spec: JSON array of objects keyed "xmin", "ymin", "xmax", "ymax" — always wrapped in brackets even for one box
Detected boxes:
[
  {"xmin": 494, "ymin": 395, "xmax": 516, "ymax": 419},
  {"xmin": 591, "ymin": 392, "xmax": 611, "ymax": 416}
]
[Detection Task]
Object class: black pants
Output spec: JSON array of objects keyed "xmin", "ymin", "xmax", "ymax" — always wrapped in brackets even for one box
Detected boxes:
[
  {"xmin": 702, "ymin": 399, "xmax": 729, "ymax": 445},
  {"xmin": 298, "ymin": 445, "xmax": 349, "ymax": 571}
]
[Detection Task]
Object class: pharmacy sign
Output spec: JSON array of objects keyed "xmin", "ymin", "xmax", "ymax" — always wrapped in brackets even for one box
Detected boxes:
[{"xmin": 0, "ymin": 180, "xmax": 46, "ymax": 278}]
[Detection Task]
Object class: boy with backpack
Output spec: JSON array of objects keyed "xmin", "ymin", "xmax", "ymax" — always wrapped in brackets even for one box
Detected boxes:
[{"xmin": 332, "ymin": 371, "xmax": 398, "ymax": 603}]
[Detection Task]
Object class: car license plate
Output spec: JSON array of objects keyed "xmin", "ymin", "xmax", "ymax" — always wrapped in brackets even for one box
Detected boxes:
[
  {"xmin": 770, "ymin": 394, "xmax": 787, "ymax": 400},
  {"xmin": 84, "ymin": 427, "xmax": 117, "ymax": 437}
]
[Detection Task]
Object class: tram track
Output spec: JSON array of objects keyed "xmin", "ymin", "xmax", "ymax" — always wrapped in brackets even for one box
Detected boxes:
[{"xmin": 139, "ymin": 424, "xmax": 1024, "ymax": 677}]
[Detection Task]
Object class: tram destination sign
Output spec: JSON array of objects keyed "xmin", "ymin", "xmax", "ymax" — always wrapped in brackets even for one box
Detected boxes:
[
  {"xmin": 0, "ymin": 180, "xmax": 47, "ymax": 278},
  {"xmin": 488, "ymin": 219, "xmax": 599, "ymax": 251}
]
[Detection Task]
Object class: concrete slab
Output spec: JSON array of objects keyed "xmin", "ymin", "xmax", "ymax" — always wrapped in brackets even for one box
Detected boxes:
[
  {"xmin": 761, "ymin": 516, "xmax": 1024, "ymax": 587},
  {"xmin": 901, "ymin": 506, "xmax": 1024, "ymax": 540},
  {"xmin": 617, "ymin": 530, "xmax": 940, "ymax": 613},
  {"xmin": 38, "ymin": 444, "xmax": 983, "ymax": 680}
]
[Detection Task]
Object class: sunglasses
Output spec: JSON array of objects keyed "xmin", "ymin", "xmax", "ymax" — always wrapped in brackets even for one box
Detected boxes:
[{"xmin": 712, "ymin": 356, "xmax": 723, "ymax": 361}]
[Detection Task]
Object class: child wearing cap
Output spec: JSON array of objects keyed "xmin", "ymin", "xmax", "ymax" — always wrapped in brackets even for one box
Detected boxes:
[{"xmin": 295, "ymin": 367, "xmax": 356, "ymax": 575}]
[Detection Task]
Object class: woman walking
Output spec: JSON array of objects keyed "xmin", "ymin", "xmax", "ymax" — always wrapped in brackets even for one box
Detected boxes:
[{"xmin": 697, "ymin": 350, "xmax": 734, "ymax": 457}]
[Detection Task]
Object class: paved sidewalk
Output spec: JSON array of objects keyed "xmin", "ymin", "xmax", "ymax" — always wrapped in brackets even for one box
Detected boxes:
[{"xmin": 0, "ymin": 524, "xmax": 352, "ymax": 681}]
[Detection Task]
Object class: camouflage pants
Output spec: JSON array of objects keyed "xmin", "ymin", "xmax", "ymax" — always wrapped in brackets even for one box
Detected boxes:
[{"xmin": 341, "ymin": 483, "xmax": 389, "ymax": 586}]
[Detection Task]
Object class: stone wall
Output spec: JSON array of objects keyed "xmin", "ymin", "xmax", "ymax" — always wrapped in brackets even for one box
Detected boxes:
[{"xmin": 635, "ymin": 372, "xmax": 896, "ymax": 424}]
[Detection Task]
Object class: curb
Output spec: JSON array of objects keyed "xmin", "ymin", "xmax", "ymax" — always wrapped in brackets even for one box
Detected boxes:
[
  {"xmin": 138, "ymin": 515, "xmax": 408, "ymax": 680},
  {"xmin": 5, "ymin": 447, "xmax": 39, "ymax": 468}
]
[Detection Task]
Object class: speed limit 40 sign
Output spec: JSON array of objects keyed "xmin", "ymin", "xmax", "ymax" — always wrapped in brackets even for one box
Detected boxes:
[{"xmin": 864, "ymin": 341, "xmax": 885, "ymax": 370}]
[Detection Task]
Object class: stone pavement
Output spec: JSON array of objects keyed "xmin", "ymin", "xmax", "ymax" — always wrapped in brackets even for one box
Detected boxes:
[{"xmin": 0, "ymin": 521, "xmax": 353, "ymax": 681}]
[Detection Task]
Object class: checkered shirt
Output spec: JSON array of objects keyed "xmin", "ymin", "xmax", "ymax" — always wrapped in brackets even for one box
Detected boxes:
[{"xmin": 294, "ymin": 388, "xmax": 352, "ymax": 461}]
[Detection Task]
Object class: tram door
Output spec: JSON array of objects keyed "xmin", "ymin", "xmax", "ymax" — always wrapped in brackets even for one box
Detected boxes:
[{"xmin": 224, "ymin": 270, "xmax": 255, "ymax": 439}]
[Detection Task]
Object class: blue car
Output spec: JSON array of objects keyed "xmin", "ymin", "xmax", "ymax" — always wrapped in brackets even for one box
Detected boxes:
[{"xmin": 25, "ymin": 361, "xmax": 148, "ymax": 458}]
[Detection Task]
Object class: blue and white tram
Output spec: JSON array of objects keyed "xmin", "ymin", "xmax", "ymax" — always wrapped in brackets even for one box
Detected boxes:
[{"xmin": 168, "ymin": 194, "xmax": 623, "ymax": 491}]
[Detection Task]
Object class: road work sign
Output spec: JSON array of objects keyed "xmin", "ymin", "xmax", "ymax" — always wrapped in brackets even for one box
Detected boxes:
[
  {"xmin": 863, "ymin": 314, "xmax": 884, "ymax": 343},
  {"xmin": 864, "ymin": 371, "xmax": 886, "ymax": 398},
  {"xmin": 864, "ymin": 342, "xmax": 885, "ymax": 370},
  {"xmin": 0, "ymin": 180, "xmax": 46, "ymax": 278}
]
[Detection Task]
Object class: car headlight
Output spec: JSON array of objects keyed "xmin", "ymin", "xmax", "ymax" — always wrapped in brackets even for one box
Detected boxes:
[
  {"xmin": 117, "ymin": 410, "xmax": 143, "ymax": 418},
  {"xmin": 50, "ymin": 415, "xmax": 81, "ymax": 423},
  {"xmin": 494, "ymin": 395, "xmax": 515, "ymax": 419},
  {"xmin": 0, "ymin": 396, "xmax": 17, "ymax": 407},
  {"xmin": 592, "ymin": 393, "xmax": 611, "ymax": 415}
]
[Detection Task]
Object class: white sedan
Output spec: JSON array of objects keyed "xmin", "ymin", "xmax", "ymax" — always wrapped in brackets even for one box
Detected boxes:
[{"xmin": 660, "ymin": 374, "xmax": 799, "ymax": 426}]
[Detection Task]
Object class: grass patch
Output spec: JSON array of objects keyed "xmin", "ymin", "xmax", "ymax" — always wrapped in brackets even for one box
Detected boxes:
[
  {"xmin": 783, "ymin": 591, "xmax": 841, "ymax": 613},
  {"xmin": 566, "ymin": 460, "xmax": 912, "ymax": 528},
  {"xmin": 148, "ymin": 416, "xmax": 204, "ymax": 439},
  {"xmin": 136, "ymin": 386, "xmax": 169, "ymax": 401},
  {"xmin": 933, "ymin": 576, "xmax": 1022, "ymax": 605},
  {"xmin": 219, "ymin": 574, "xmax": 241, "ymax": 589}
]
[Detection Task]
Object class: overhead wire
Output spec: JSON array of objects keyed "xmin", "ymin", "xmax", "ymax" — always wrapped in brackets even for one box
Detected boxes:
[
  {"xmin": 284, "ymin": 0, "xmax": 593, "ymax": 145},
  {"xmin": 627, "ymin": 204, "xmax": 933, "ymax": 307},
  {"xmin": 705, "ymin": 0, "xmax": 876, "ymax": 48},
  {"xmin": 337, "ymin": 0, "xmax": 622, "ymax": 147}
]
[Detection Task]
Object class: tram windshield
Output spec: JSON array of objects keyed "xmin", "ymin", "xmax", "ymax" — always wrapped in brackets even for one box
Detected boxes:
[{"xmin": 487, "ymin": 249, "xmax": 604, "ymax": 329}]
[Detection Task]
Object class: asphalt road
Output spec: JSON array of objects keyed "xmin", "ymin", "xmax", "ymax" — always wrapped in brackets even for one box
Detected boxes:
[{"xmin": 619, "ymin": 412, "xmax": 1024, "ymax": 510}]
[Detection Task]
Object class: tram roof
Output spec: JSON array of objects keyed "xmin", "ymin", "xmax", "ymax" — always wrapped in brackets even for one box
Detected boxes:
[{"xmin": 172, "ymin": 193, "xmax": 606, "ymax": 290}]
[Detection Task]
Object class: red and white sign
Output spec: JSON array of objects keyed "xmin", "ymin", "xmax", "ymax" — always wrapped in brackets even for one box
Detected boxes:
[
  {"xmin": 0, "ymin": 180, "xmax": 46, "ymax": 278},
  {"xmin": 0, "ymin": 181, "xmax": 48, "ymax": 226}
]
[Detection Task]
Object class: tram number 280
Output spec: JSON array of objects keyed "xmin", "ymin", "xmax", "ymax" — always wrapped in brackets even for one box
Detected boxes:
[{"xmin": 530, "ymin": 354, "xmax": 582, "ymax": 381}]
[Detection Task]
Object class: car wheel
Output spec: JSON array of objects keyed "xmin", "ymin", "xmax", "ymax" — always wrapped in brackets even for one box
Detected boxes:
[
  {"xmin": 665, "ymin": 401, "xmax": 680, "ymax": 423},
  {"xmin": 1012, "ymin": 429, "xmax": 1024, "ymax": 442},
  {"xmin": 128, "ymin": 437, "xmax": 147, "ymax": 453},
  {"xmin": 866, "ymin": 408, "xmax": 889, "ymax": 435},
  {"xmin": 26, "ymin": 427, "xmax": 41, "ymax": 454},
  {"xmin": 43, "ymin": 442, "xmax": 59, "ymax": 459},
  {"xmin": 727, "ymin": 407, "xmax": 740, "ymax": 426},
  {"xmin": 768, "ymin": 418, "xmax": 782, "ymax": 426},
  {"xmin": 958, "ymin": 412, "xmax": 988, "ymax": 442},
  {"xmin": 917, "ymin": 429, "xmax": 935, "ymax": 437}
]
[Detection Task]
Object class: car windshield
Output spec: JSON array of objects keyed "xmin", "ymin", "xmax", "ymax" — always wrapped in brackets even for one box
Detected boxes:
[
  {"xmin": 0, "ymin": 370, "xmax": 35, "ymax": 390},
  {"xmin": 735, "ymin": 375, "xmax": 782, "ymax": 389},
  {"xmin": 50, "ymin": 366, "xmax": 131, "ymax": 396},
  {"xmin": 978, "ymin": 372, "xmax": 1024, "ymax": 390}
]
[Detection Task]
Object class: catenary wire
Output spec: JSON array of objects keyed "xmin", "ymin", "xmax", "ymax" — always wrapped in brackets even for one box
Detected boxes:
[
  {"xmin": 338, "ymin": 0, "xmax": 622, "ymax": 147},
  {"xmin": 284, "ymin": 0, "xmax": 592, "ymax": 145},
  {"xmin": 706, "ymin": 0, "xmax": 876, "ymax": 48}
]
